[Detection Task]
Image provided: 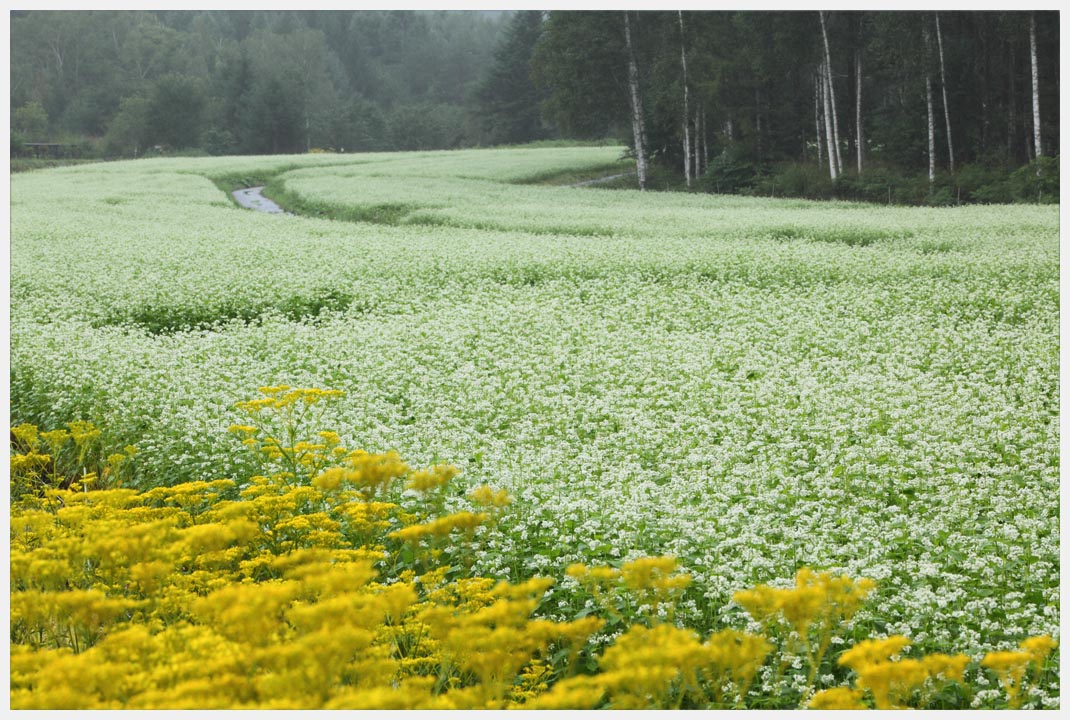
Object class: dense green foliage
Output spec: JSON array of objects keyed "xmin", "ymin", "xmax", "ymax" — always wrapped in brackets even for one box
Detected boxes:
[{"xmin": 10, "ymin": 10, "xmax": 507, "ymax": 156}]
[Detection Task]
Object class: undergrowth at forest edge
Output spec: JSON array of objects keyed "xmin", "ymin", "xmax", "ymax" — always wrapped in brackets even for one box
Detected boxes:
[{"xmin": 10, "ymin": 388, "xmax": 1057, "ymax": 709}]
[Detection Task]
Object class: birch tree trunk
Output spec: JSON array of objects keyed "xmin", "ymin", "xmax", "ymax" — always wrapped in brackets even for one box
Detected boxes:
[
  {"xmin": 821, "ymin": 62, "xmax": 838, "ymax": 179},
  {"xmin": 926, "ymin": 73, "xmax": 935, "ymax": 184},
  {"xmin": 1030, "ymin": 12, "xmax": 1042, "ymax": 157},
  {"xmin": 935, "ymin": 12, "xmax": 954, "ymax": 173},
  {"xmin": 678, "ymin": 11, "xmax": 692, "ymax": 188},
  {"xmin": 623, "ymin": 11, "xmax": 649, "ymax": 191},
  {"xmin": 815, "ymin": 70, "xmax": 824, "ymax": 165},
  {"xmin": 855, "ymin": 48, "xmax": 863, "ymax": 174},
  {"xmin": 819, "ymin": 11, "xmax": 842, "ymax": 175},
  {"xmin": 925, "ymin": 27, "xmax": 936, "ymax": 185}
]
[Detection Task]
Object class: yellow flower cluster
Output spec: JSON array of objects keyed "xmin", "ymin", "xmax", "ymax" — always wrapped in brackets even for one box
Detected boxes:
[
  {"xmin": 834, "ymin": 635, "xmax": 971, "ymax": 709},
  {"xmin": 10, "ymin": 461, "xmax": 567, "ymax": 708},
  {"xmin": 230, "ymin": 387, "xmax": 350, "ymax": 482},
  {"xmin": 406, "ymin": 464, "xmax": 461, "ymax": 493},
  {"xmin": 527, "ymin": 621, "xmax": 771, "ymax": 709},
  {"xmin": 388, "ymin": 511, "xmax": 491, "ymax": 544},
  {"xmin": 468, "ymin": 484, "xmax": 513, "ymax": 509},
  {"xmin": 310, "ymin": 450, "xmax": 410, "ymax": 497},
  {"xmin": 734, "ymin": 568, "xmax": 877, "ymax": 685},
  {"xmin": 981, "ymin": 635, "xmax": 1058, "ymax": 709},
  {"xmin": 567, "ymin": 556, "xmax": 691, "ymax": 623},
  {"xmin": 10, "ymin": 420, "xmax": 137, "ymax": 498},
  {"xmin": 9, "ymin": 394, "xmax": 1060, "ymax": 709}
]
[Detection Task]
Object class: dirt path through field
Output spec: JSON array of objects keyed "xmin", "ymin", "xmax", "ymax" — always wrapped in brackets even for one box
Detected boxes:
[
  {"xmin": 232, "ymin": 170, "xmax": 634, "ymax": 218},
  {"xmin": 232, "ymin": 186, "xmax": 289, "ymax": 214},
  {"xmin": 569, "ymin": 172, "xmax": 634, "ymax": 187}
]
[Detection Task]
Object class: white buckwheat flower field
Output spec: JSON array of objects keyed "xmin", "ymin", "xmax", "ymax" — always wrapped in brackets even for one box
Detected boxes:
[{"xmin": 9, "ymin": 146, "xmax": 1058, "ymax": 708}]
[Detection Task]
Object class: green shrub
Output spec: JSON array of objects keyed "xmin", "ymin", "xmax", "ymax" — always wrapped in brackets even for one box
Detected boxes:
[
  {"xmin": 1006, "ymin": 156, "xmax": 1059, "ymax": 203},
  {"xmin": 697, "ymin": 146, "xmax": 758, "ymax": 194}
]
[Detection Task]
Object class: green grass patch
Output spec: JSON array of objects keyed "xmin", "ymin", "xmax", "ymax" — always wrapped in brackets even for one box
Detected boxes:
[
  {"xmin": 763, "ymin": 225, "xmax": 914, "ymax": 247},
  {"xmin": 513, "ymin": 161, "xmax": 635, "ymax": 186},
  {"xmin": 10, "ymin": 157, "xmax": 109, "ymax": 173}
]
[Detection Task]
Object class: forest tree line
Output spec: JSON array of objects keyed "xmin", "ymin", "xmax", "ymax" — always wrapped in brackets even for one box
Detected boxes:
[
  {"xmin": 528, "ymin": 10, "xmax": 1060, "ymax": 203},
  {"xmin": 10, "ymin": 10, "xmax": 1060, "ymax": 203},
  {"xmin": 10, "ymin": 10, "xmax": 509, "ymax": 156}
]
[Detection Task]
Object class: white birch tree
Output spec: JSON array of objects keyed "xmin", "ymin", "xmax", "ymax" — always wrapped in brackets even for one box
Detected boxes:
[
  {"xmin": 815, "ymin": 70, "xmax": 824, "ymax": 166},
  {"xmin": 821, "ymin": 62, "xmax": 838, "ymax": 179},
  {"xmin": 1030, "ymin": 12, "xmax": 1042, "ymax": 157},
  {"xmin": 623, "ymin": 11, "xmax": 649, "ymax": 190},
  {"xmin": 935, "ymin": 12, "xmax": 954, "ymax": 173},
  {"xmin": 855, "ymin": 43, "xmax": 863, "ymax": 174},
  {"xmin": 819, "ymin": 11, "xmax": 842, "ymax": 176},
  {"xmin": 924, "ymin": 27, "xmax": 936, "ymax": 186},
  {"xmin": 678, "ymin": 11, "xmax": 692, "ymax": 188}
]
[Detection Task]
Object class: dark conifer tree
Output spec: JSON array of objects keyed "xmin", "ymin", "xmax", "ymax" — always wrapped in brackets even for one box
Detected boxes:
[{"xmin": 473, "ymin": 10, "xmax": 548, "ymax": 146}]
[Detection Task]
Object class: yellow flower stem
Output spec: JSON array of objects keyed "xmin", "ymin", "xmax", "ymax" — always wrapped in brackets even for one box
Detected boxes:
[{"xmin": 806, "ymin": 630, "xmax": 833, "ymax": 687}]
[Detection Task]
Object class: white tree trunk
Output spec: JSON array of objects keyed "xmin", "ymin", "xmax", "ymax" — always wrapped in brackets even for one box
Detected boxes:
[
  {"xmin": 819, "ymin": 11, "xmax": 843, "ymax": 175},
  {"xmin": 678, "ymin": 11, "xmax": 691, "ymax": 188},
  {"xmin": 815, "ymin": 71, "xmax": 824, "ymax": 165},
  {"xmin": 821, "ymin": 63, "xmax": 838, "ymax": 179},
  {"xmin": 926, "ymin": 72, "xmax": 936, "ymax": 184},
  {"xmin": 855, "ymin": 49, "xmax": 863, "ymax": 174},
  {"xmin": 1030, "ymin": 12, "xmax": 1043, "ymax": 157},
  {"xmin": 623, "ymin": 11, "xmax": 649, "ymax": 191},
  {"xmin": 935, "ymin": 12, "xmax": 954, "ymax": 173}
]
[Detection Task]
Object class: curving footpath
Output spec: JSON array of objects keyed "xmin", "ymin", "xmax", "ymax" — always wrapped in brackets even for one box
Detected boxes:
[
  {"xmin": 233, "ymin": 171, "xmax": 636, "ymax": 217},
  {"xmin": 232, "ymin": 186, "xmax": 289, "ymax": 214}
]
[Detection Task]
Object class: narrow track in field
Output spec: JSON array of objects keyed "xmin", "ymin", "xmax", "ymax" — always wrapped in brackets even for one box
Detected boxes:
[
  {"xmin": 232, "ymin": 186, "xmax": 290, "ymax": 214},
  {"xmin": 232, "ymin": 168, "xmax": 636, "ymax": 220}
]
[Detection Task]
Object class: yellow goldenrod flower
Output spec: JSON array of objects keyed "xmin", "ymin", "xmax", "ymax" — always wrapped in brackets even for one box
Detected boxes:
[
  {"xmin": 982, "ymin": 650, "xmax": 1033, "ymax": 708},
  {"xmin": 312, "ymin": 467, "xmax": 345, "ymax": 491},
  {"xmin": 66, "ymin": 420, "xmax": 100, "ymax": 447},
  {"xmin": 856, "ymin": 657, "xmax": 930, "ymax": 709},
  {"xmin": 39, "ymin": 428, "xmax": 70, "ymax": 453},
  {"xmin": 469, "ymin": 484, "xmax": 512, "ymax": 508},
  {"xmin": 522, "ymin": 677, "xmax": 605, "ymax": 709},
  {"xmin": 11, "ymin": 451, "xmax": 51, "ymax": 473},
  {"xmin": 838, "ymin": 635, "xmax": 912, "ymax": 671},
  {"xmin": 390, "ymin": 524, "xmax": 432, "ymax": 544},
  {"xmin": 12, "ymin": 423, "xmax": 41, "ymax": 450},
  {"xmin": 317, "ymin": 430, "xmax": 342, "ymax": 446},
  {"xmin": 1020, "ymin": 635, "xmax": 1057, "ymax": 667},
  {"xmin": 808, "ymin": 687, "xmax": 867, "ymax": 709},
  {"xmin": 921, "ymin": 652, "xmax": 971, "ymax": 683}
]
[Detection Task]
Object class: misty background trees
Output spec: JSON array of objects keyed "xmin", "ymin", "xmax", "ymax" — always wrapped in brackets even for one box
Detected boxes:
[
  {"xmin": 11, "ymin": 10, "xmax": 509, "ymax": 155},
  {"xmin": 10, "ymin": 9, "xmax": 1059, "ymax": 203}
]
